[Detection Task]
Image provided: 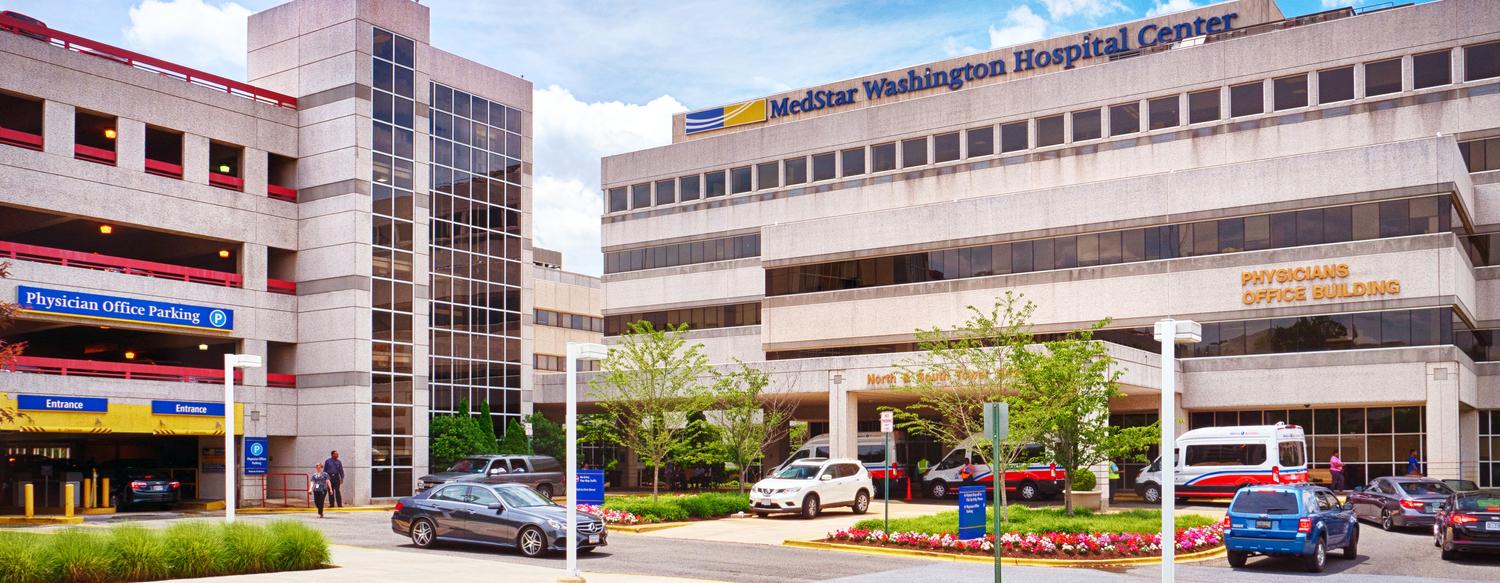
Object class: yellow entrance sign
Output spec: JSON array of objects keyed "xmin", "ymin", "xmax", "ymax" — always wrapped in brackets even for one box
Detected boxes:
[{"xmin": 0, "ymin": 394, "xmax": 243, "ymax": 436}]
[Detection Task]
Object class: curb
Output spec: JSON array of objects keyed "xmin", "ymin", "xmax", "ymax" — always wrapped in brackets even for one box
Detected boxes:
[
  {"xmin": 609, "ymin": 522, "xmax": 690, "ymax": 533},
  {"xmin": 782, "ymin": 539, "xmax": 1228, "ymax": 567},
  {"xmin": 0, "ymin": 516, "xmax": 85, "ymax": 526},
  {"xmin": 238, "ymin": 505, "xmax": 395, "ymax": 515}
]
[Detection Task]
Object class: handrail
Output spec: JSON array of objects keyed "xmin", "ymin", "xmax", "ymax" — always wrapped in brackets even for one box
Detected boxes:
[
  {"xmin": 7, "ymin": 355, "xmax": 243, "ymax": 384},
  {"xmin": 266, "ymin": 278, "xmax": 297, "ymax": 295},
  {"xmin": 0, "ymin": 240, "xmax": 243, "ymax": 288},
  {"xmin": 74, "ymin": 143, "xmax": 117, "ymax": 165},
  {"xmin": 266, "ymin": 184, "xmax": 297, "ymax": 202},
  {"xmin": 267, "ymin": 373, "xmax": 296, "ymax": 388},
  {"xmin": 0, "ymin": 13, "xmax": 296, "ymax": 109},
  {"xmin": 145, "ymin": 158, "xmax": 183, "ymax": 178},
  {"xmin": 0, "ymin": 126, "xmax": 43, "ymax": 150},
  {"xmin": 209, "ymin": 172, "xmax": 244, "ymax": 191}
]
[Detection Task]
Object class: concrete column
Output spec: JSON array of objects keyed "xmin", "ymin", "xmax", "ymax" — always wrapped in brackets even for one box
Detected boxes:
[
  {"xmin": 1062, "ymin": 111, "xmax": 1073, "ymax": 144},
  {"xmin": 1354, "ymin": 63, "xmax": 1367, "ymax": 99},
  {"xmin": 828, "ymin": 370, "xmax": 858, "ymax": 459},
  {"xmin": 42, "ymin": 100, "xmax": 74, "ymax": 157},
  {"xmin": 183, "ymin": 134, "xmax": 210, "ymax": 185},
  {"xmin": 1401, "ymin": 54, "xmax": 1415, "ymax": 92},
  {"xmin": 240, "ymin": 338, "xmax": 269, "ymax": 387},
  {"xmin": 1307, "ymin": 71, "xmax": 1321, "ymax": 106},
  {"xmin": 1460, "ymin": 407, "xmax": 1480, "ymax": 482},
  {"xmin": 242, "ymin": 243, "xmax": 268, "ymax": 292},
  {"xmin": 1178, "ymin": 92, "xmax": 1190, "ymax": 127},
  {"xmin": 1262, "ymin": 78, "xmax": 1275, "ymax": 114},
  {"xmin": 1219, "ymin": 85, "xmax": 1231, "ymax": 120},
  {"xmin": 116, "ymin": 118, "xmax": 146, "ymax": 172},
  {"xmin": 1424, "ymin": 362, "xmax": 1461, "ymax": 479},
  {"xmin": 1453, "ymin": 47, "xmax": 1467, "ymax": 85},
  {"xmin": 1099, "ymin": 105, "xmax": 1112, "ymax": 137},
  {"xmin": 244, "ymin": 148, "xmax": 268, "ymax": 196}
]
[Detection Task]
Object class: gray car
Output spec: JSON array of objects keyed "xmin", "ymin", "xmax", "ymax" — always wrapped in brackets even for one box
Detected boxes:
[
  {"xmin": 392, "ymin": 483, "xmax": 606, "ymax": 557},
  {"xmin": 416, "ymin": 455, "xmax": 564, "ymax": 499},
  {"xmin": 1349, "ymin": 476, "xmax": 1454, "ymax": 530}
]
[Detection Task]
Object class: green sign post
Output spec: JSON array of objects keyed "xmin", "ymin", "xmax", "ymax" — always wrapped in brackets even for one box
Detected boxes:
[
  {"xmin": 984, "ymin": 402, "xmax": 1009, "ymax": 583},
  {"xmin": 880, "ymin": 410, "xmax": 894, "ymax": 534}
]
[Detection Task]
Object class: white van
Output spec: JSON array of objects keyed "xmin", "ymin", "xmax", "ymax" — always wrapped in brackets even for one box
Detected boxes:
[
  {"xmin": 1134, "ymin": 422, "xmax": 1309, "ymax": 503},
  {"xmin": 772, "ymin": 432, "xmax": 905, "ymax": 483},
  {"xmin": 921, "ymin": 436, "xmax": 1065, "ymax": 501}
]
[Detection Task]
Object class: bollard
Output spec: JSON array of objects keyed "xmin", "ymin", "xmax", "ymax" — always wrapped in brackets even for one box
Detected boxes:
[
  {"xmin": 24, "ymin": 483, "xmax": 34, "ymax": 518},
  {"xmin": 101, "ymin": 478, "xmax": 111, "ymax": 508},
  {"xmin": 83, "ymin": 479, "xmax": 93, "ymax": 509},
  {"xmin": 64, "ymin": 483, "xmax": 75, "ymax": 517}
]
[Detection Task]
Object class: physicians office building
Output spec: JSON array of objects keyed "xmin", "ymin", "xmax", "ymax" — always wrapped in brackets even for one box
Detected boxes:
[
  {"xmin": 582, "ymin": 0, "xmax": 1500, "ymax": 490},
  {"xmin": 0, "ymin": 0, "xmax": 532, "ymax": 508}
]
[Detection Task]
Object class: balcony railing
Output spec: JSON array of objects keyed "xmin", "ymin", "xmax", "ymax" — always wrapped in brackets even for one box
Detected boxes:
[
  {"xmin": 74, "ymin": 144, "xmax": 117, "ymax": 165},
  {"xmin": 209, "ymin": 172, "xmax": 243, "ymax": 191},
  {"xmin": 0, "ymin": 240, "xmax": 243, "ymax": 287},
  {"xmin": 267, "ymin": 278, "xmax": 297, "ymax": 295},
  {"xmin": 6, "ymin": 355, "xmax": 296, "ymax": 388},
  {"xmin": 0, "ymin": 126, "xmax": 43, "ymax": 150},
  {"xmin": 145, "ymin": 158, "xmax": 183, "ymax": 179},
  {"xmin": 0, "ymin": 13, "xmax": 296, "ymax": 109},
  {"xmin": 267, "ymin": 184, "xmax": 297, "ymax": 202}
]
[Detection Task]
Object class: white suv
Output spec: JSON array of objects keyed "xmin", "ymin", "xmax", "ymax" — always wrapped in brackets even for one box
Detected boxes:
[{"xmin": 749, "ymin": 458, "xmax": 873, "ymax": 519}]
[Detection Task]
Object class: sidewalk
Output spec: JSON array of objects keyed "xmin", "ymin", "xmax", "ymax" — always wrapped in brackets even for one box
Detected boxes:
[{"xmin": 160, "ymin": 545, "xmax": 726, "ymax": 583}]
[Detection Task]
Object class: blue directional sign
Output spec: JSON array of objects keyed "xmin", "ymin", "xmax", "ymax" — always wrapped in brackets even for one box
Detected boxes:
[
  {"xmin": 958, "ymin": 486, "xmax": 987, "ymax": 540},
  {"xmin": 17, "ymin": 395, "xmax": 108, "ymax": 413},
  {"xmin": 244, "ymin": 437, "xmax": 269, "ymax": 475},
  {"xmin": 577, "ymin": 469, "xmax": 606, "ymax": 504},
  {"xmin": 151, "ymin": 400, "xmax": 225, "ymax": 416},
  {"xmin": 17, "ymin": 286, "xmax": 234, "ymax": 331}
]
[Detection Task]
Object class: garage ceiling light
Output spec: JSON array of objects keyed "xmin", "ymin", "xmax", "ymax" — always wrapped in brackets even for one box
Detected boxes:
[
  {"xmin": 98, "ymin": 224, "xmax": 113, "ymax": 235},
  {"xmin": 218, "ymin": 249, "xmax": 231, "ymax": 259},
  {"xmin": 103, "ymin": 128, "xmax": 116, "ymax": 139},
  {"xmin": 198, "ymin": 344, "xmax": 209, "ymax": 351},
  {"xmin": 123, "ymin": 351, "xmax": 136, "ymax": 360}
]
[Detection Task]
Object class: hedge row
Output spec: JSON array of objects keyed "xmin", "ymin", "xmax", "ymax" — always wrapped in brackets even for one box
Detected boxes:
[
  {"xmin": 0, "ymin": 521, "xmax": 329, "ymax": 583},
  {"xmin": 603, "ymin": 492, "xmax": 749, "ymax": 523}
]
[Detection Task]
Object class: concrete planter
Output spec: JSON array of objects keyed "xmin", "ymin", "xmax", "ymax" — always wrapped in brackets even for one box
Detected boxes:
[{"xmin": 1069, "ymin": 490, "xmax": 1103, "ymax": 511}]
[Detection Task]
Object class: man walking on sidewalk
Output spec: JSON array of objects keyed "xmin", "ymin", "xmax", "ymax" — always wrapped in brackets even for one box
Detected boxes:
[{"xmin": 323, "ymin": 450, "xmax": 345, "ymax": 508}]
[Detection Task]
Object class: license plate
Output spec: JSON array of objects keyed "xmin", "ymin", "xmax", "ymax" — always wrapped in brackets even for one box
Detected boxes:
[
  {"xmin": 587, "ymin": 534, "xmax": 600, "ymax": 544},
  {"xmin": 1485, "ymin": 522, "xmax": 1500, "ymax": 532},
  {"xmin": 1255, "ymin": 520, "xmax": 1272, "ymax": 529},
  {"xmin": 152, "ymin": 486, "xmax": 166, "ymax": 492}
]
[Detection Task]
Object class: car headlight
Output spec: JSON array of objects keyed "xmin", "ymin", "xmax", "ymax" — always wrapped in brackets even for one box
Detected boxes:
[
  {"xmin": 546, "ymin": 518, "xmax": 564, "ymax": 530},
  {"xmin": 773, "ymin": 488, "xmax": 800, "ymax": 496}
]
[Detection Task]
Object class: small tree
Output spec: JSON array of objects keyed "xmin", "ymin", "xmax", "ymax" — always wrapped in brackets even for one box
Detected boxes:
[
  {"xmin": 477, "ymin": 400, "xmax": 499, "ymax": 448},
  {"xmin": 711, "ymin": 362, "xmax": 797, "ymax": 494},
  {"xmin": 497, "ymin": 413, "xmax": 566, "ymax": 458},
  {"xmin": 1012, "ymin": 320, "xmax": 1158, "ymax": 515},
  {"xmin": 888, "ymin": 291, "xmax": 1048, "ymax": 520},
  {"xmin": 0, "ymin": 263, "xmax": 26, "ymax": 425},
  {"xmin": 591, "ymin": 321, "xmax": 712, "ymax": 501},
  {"xmin": 669, "ymin": 411, "xmax": 729, "ymax": 486},
  {"xmin": 429, "ymin": 400, "xmax": 499, "ymax": 469}
]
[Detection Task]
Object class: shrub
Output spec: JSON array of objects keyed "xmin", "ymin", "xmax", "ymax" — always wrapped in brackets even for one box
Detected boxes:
[
  {"xmin": 219, "ymin": 522, "xmax": 276, "ymax": 574},
  {"xmin": 1070, "ymin": 468, "xmax": 1097, "ymax": 492},
  {"xmin": 674, "ymin": 492, "xmax": 748, "ymax": 518},
  {"xmin": 602, "ymin": 492, "xmax": 748, "ymax": 522},
  {"xmin": 0, "ymin": 520, "xmax": 329, "ymax": 583},
  {"xmin": 0, "ymin": 531, "xmax": 59, "ymax": 583},
  {"xmin": 162, "ymin": 521, "xmax": 226, "ymax": 579},
  {"xmin": 605, "ymin": 498, "xmax": 688, "ymax": 523},
  {"xmin": 106, "ymin": 525, "xmax": 171, "ymax": 582},
  {"xmin": 48, "ymin": 529, "xmax": 113, "ymax": 583},
  {"xmin": 265, "ymin": 521, "xmax": 330, "ymax": 571}
]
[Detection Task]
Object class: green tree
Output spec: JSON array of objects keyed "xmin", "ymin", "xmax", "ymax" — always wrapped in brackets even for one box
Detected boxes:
[
  {"xmin": 670, "ymin": 411, "xmax": 729, "ymax": 482},
  {"xmin": 888, "ymin": 291, "xmax": 1048, "ymax": 519},
  {"xmin": 0, "ymin": 263, "xmax": 26, "ymax": 425},
  {"xmin": 591, "ymin": 321, "xmax": 712, "ymax": 500},
  {"xmin": 496, "ymin": 413, "xmax": 562, "ymax": 457},
  {"xmin": 710, "ymin": 362, "xmax": 796, "ymax": 495},
  {"xmin": 477, "ymin": 400, "xmax": 499, "ymax": 449},
  {"xmin": 428, "ymin": 400, "xmax": 498, "ymax": 469},
  {"xmin": 1011, "ymin": 320, "xmax": 1158, "ymax": 515},
  {"xmin": 577, "ymin": 413, "xmax": 622, "ymax": 471}
]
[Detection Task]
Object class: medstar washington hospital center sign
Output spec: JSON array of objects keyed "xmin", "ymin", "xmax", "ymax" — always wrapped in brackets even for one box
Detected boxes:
[{"xmin": 684, "ymin": 11, "xmax": 1240, "ymax": 134}]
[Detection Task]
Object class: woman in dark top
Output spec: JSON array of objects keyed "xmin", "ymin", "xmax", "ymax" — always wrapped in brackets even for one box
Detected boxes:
[{"xmin": 308, "ymin": 463, "xmax": 331, "ymax": 517}]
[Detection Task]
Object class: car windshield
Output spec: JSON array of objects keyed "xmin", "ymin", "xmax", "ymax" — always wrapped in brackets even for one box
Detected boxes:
[
  {"xmin": 1230, "ymin": 490, "xmax": 1299, "ymax": 514},
  {"xmin": 775, "ymin": 465, "xmax": 821, "ymax": 480},
  {"xmin": 1445, "ymin": 480, "xmax": 1478, "ymax": 491},
  {"xmin": 1399, "ymin": 481, "xmax": 1452, "ymax": 496},
  {"xmin": 494, "ymin": 486, "xmax": 554, "ymax": 508},
  {"xmin": 1454, "ymin": 491, "xmax": 1500, "ymax": 512},
  {"xmin": 446, "ymin": 458, "xmax": 489, "ymax": 474}
]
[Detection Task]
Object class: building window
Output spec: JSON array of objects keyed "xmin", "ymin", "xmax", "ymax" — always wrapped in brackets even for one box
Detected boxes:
[
  {"xmin": 1109, "ymin": 103, "xmax": 1139, "ymax": 135},
  {"xmin": 705, "ymin": 170, "xmax": 726, "ymax": 196},
  {"xmin": 1466, "ymin": 41, "xmax": 1500, "ymax": 81},
  {"xmin": 604, "ymin": 234, "xmax": 760, "ymax": 274},
  {"xmin": 1189, "ymin": 405, "xmax": 1426, "ymax": 487},
  {"xmin": 1412, "ymin": 50, "xmax": 1451, "ymax": 89},
  {"xmin": 932, "ymin": 132, "xmax": 959, "ymax": 163},
  {"xmin": 1148, "ymin": 96, "xmax": 1179, "ymax": 130},
  {"xmin": 144, "ymin": 126, "xmax": 183, "ymax": 178},
  {"xmin": 1319, "ymin": 66, "xmax": 1355, "ymax": 103},
  {"xmin": 871, "ymin": 142, "xmax": 897, "ymax": 171},
  {"xmin": 604, "ymin": 302, "xmax": 761, "ymax": 336},
  {"xmin": 1482, "ymin": 410, "xmax": 1500, "ymax": 487},
  {"xmin": 655, "ymin": 178, "xmax": 676, "ymax": 204},
  {"xmin": 1273, "ymin": 74, "xmax": 1308, "ymax": 110},
  {"xmin": 1187, "ymin": 90, "xmax": 1219, "ymax": 124},
  {"xmin": 209, "ymin": 141, "xmax": 243, "ymax": 190},
  {"xmin": 1037, "ymin": 114, "xmax": 1064, "ymax": 147},
  {"xmin": 631, "ymin": 182, "xmax": 651, "ymax": 208},
  {"xmin": 73, "ymin": 110, "xmax": 117, "ymax": 165},
  {"xmin": 1459, "ymin": 137, "xmax": 1500, "ymax": 173},
  {"xmin": 730, "ymin": 166, "xmax": 752, "ymax": 193},
  {"xmin": 1071, "ymin": 109, "xmax": 1102, "ymax": 141},
  {"xmin": 535, "ymin": 309, "xmax": 603, "ymax": 333},
  {"xmin": 1000, "ymin": 122, "xmax": 1028, "ymax": 153},
  {"xmin": 840, "ymin": 148, "xmax": 865, "ymax": 177},
  {"xmin": 966, "ymin": 127, "xmax": 994, "ymax": 158},
  {"xmin": 784, "ymin": 157, "xmax": 808, "ymax": 185},
  {"xmin": 756, "ymin": 162, "xmax": 778, "ymax": 189},
  {"xmin": 607, "ymin": 187, "xmax": 627, "ymax": 212},
  {"xmin": 0, "ymin": 91, "xmax": 44, "ymax": 150},
  {"xmin": 1229, "ymin": 82, "xmax": 1263, "ymax": 117},
  {"xmin": 1365, "ymin": 58, "xmax": 1402, "ymax": 96},
  {"xmin": 680, "ymin": 175, "xmax": 701, "ymax": 201},
  {"xmin": 901, "ymin": 137, "xmax": 927, "ymax": 167},
  {"xmin": 812, "ymin": 152, "xmax": 835, "ymax": 181}
]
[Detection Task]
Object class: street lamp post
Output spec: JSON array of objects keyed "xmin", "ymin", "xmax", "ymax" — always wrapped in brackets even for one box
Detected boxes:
[
  {"xmin": 222, "ymin": 353, "xmax": 262, "ymax": 524},
  {"xmin": 561, "ymin": 342, "xmax": 607, "ymax": 583},
  {"xmin": 1152, "ymin": 319, "xmax": 1200, "ymax": 583}
]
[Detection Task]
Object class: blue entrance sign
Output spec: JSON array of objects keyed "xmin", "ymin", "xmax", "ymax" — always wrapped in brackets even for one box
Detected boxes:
[
  {"xmin": 151, "ymin": 400, "xmax": 225, "ymax": 416},
  {"xmin": 17, "ymin": 395, "xmax": 108, "ymax": 413},
  {"xmin": 17, "ymin": 286, "xmax": 234, "ymax": 331},
  {"xmin": 577, "ymin": 469, "xmax": 606, "ymax": 505},
  {"xmin": 957, "ymin": 486, "xmax": 987, "ymax": 540},
  {"xmin": 244, "ymin": 437, "xmax": 269, "ymax": 475}
]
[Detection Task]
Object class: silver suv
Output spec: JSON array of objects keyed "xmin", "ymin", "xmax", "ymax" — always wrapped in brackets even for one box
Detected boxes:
[
  {"xmin": 749, "ymin": 458, "xmax": 873, "ymax": 519},
  {"xmin": 417, "ymin": 455, "xmax": 564, "ymax": 499}
]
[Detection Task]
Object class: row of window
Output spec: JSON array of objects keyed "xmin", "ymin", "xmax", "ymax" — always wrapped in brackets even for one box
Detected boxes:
[
  {"xmin": 605, "ymin": 42, "xmax": 1500, "ymax": 214},
  {"xmin": 1188, "ymin": 406, "xmax": 1427, "ymax": 487},
  {"xmin": 605, "ymin": 234, "xmax": 761, "ymax": 274},
  {"xmin": 1481, "ymin": 410, "xmax": 1500, "ymax": 487},
  {"xmin": 1459, "ymin": 136, "xmax": 1500, "ymax": 174},
  {"xmin": 534, "ymin": 309, "xmax": 604, "ymax": 333},
  {"xmin": 433, "ymin": 168, "xmax": 523, "ymax": 209},
  {"xmin": 766, "ymin": 195, "xmax": 1452, "ymax": 296},
  {"xmin": 604, "ymin": 302, "xmax": 762, "ymax": 336},
  {"xmin": 534, "ymin": 354, "xmax": 601, "ymax": 372}
]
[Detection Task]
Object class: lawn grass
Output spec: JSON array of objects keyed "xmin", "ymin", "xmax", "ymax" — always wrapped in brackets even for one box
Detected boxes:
[
  {"xmin": 853, "ymin": 505, "xmax": 1214, "ymax": 535},
  {"xmin": 0, "ymin": 520, "xmax": 328, "ymax": 583},
  {"xmin": 603, "ymin": 492, "xmax": 749, "ymax": 523}
]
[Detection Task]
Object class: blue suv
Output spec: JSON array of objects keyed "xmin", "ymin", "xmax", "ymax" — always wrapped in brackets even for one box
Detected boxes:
[{"xmin": 1223, "ymin": 484, "xmax": 1359, "ymax": 572}]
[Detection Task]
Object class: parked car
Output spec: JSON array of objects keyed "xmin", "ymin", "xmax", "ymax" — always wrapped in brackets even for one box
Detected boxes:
[
  {"xmin": 771, "ymin": 432, "xmax": 909, "ymax": 490},
  {"xmin": 109, "ymin": 466, "xmax": 181, "ymax": 509},
  {"xmin": 749, "ymin": 458, "xmax": 872, "ymax": 519},
  {"xmin": 416, "ymin": 455, "xmax": 563, "ymax": 498},
  {"xmin": 1223, "ymin": 484, "xmax": 1358, "ymax": 573},
  {"xmin": 1432, "ymin": 489, "xmax": 1500, "ymax": 560},
  {"xmin": 1442, "ymin": 479, "xmax": 1481, "ymax": 492},
  {"xmin": 391, "ymin": 482, "xmax": 606, "ymax": 558},
  {"xmin": 1349, "ymin": 476, "xmax": 1453, "ymax": 530},
  {"xmin": 1136, "ymin": 422, "xmax": 1308, "ymax": 504},
  {"xmin": 922, "ymin": 437, "xmax": 1065, "ymax": 501}
]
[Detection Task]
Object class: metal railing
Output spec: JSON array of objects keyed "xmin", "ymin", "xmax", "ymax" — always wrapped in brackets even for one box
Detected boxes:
[
  {"xmin": 5, "ymin": 355, "xmax": 296, "ymax": 388},
  {"xmin": 245, "ymin": 473, "xmax": 312, "ymax": 508},
  {"xmin": 0, "ymin": 240, "xmax": 243, "ymax": 288}
]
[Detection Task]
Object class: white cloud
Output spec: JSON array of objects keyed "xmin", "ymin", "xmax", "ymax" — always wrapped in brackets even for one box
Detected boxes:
[
  {"xmin": 989, "ymin": 5, "xmax": 1051, "ymax": 49},
  {"xmin": 122, "ymin": 0, "xmax": 251, "ymax": 78},
  {"xmin": 1145, "ymin": 0, "xmax": 1203, "ymax": 17},
  {"xmin": 531, "ymin": 85, "xmax": 685, "ymax": 275},
  {"xmin": 1040, "ymin": 0, "xmax": 1129, "ymax": 21},
  {"xmin": 1320, "ymin": 0, "xmax": 1349, "ymax": 8}
]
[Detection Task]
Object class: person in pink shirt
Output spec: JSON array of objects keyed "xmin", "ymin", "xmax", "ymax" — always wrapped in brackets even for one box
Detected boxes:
[{"xmin": 1329, "ymin": 450, "xmax": 1345, "ymax": 491}]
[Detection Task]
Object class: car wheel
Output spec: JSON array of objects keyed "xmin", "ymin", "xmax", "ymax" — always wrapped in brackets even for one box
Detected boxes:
[
  {"xmin": 536, "ymin": 483, "xmax": 554, "ymax": 499},
  {"xmin": 800, "ymin": 494, "xmax": 821, "ymax": 519},
  {"xmin": 1018, "ymin": 481, "xmax": 1039, "ymax": 502},
  {"xmin": 1303, "ymin": 537, "xmax": 1327, "ymax": 573},
  {"xmin": 852, "ymin": 490, "xmax": 870, "ymax": 515},
  {"xmin": 517, "ymin": 526, "xmax": 547, "ymax": 558},
  {"xmin": 1380, "ymin": 512, "xmax": 1393, "ymax": 531},
  {"xmin": 928, "ymin": 481, "xmax": 948, "ymax": 499},
  {"xmin": 410, "ymin": 518, "xmax": 437, "ymax": 548},
  {"xmin": 1341, "ymin": 528, "xmax": 1358, "ymax": 559},
  {"xmin": 1141, "ymin": 483, "xmax": 1162, "ymax": 504},
  {"xmin": 754, "ymin": 511, "xmax": 769, "ymax": 518},
  {"xmin": 1226, "ymin": 550, "xmax": 1248, "ymax": 568}
]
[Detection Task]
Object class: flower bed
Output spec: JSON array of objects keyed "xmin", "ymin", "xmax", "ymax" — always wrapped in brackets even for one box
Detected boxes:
[
  {"xmin": 826, "ymin": 525, "xmax": 1224, "ymax": 560},
  {"xmin": 590, "ymin": 492, "xmax": 749, "ymax": 524},
  {"xmin": 577, "ymin": 504, "xmax": 641, "ymax": 525}
]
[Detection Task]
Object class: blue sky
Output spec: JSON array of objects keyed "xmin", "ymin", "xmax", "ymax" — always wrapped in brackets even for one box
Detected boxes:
[{"xmin": 0, "ymin": 0, "xmax": 1357, "ymax": 274}]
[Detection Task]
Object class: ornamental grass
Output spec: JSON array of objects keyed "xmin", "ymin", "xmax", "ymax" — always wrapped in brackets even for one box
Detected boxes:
[{"xmin": 0, "ymin": 520, "xmax": 329, "ymax": 583}]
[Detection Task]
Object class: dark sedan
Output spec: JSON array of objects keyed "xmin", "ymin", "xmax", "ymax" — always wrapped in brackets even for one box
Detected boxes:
[
  {"xmin": 1433, "ymin": 489, "xmax": 1500, "ymax": 560},
  {"xmin": 112, "ymin": 467, "xmax": 181, "ymax": 509},
  {"xmin": 391, "ymin": 482, "xmax": 606, "ymax": 557},
  {"xmin": 1349, "ymin": 476, "xmax": 1453, "ymax": 530}
]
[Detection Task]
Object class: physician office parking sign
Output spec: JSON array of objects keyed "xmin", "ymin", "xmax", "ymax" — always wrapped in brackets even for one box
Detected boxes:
[{"xmin": 244, "ymin": 437, "xmax": 269, "ymax": 475}]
